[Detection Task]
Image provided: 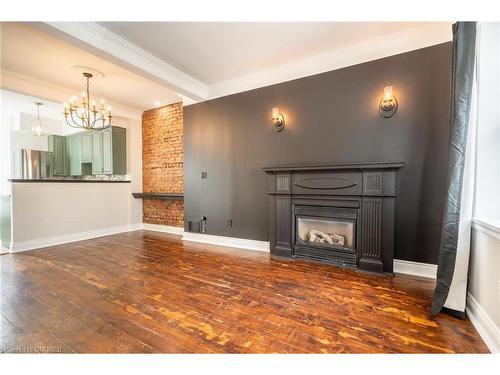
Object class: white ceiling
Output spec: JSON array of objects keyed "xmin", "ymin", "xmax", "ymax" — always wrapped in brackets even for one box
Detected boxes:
[
  {"xmin": 0, "ymin": 22, "xmax": 182, "ymax": 112},
  {"xmin": 1, "ymin": 22, "xmax": 452, "ymax": 109},
  {"xmin": 97, "ymin": 22, "xmax": 448, "ymax": 85}
]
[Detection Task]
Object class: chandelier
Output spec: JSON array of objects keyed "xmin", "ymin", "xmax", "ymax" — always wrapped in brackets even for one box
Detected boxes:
[
  {"xmin": 64, "ymin": 72, "xmax": 112, "ymax": 130},
  {"xmin": 32, "ymin": 102, "xmax": 47, "ymax": 136}
]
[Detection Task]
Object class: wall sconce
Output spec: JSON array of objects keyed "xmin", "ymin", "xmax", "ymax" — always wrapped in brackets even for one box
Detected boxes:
[
  {"xmin": 272, "ymin": 107, "xmax": 285, "ymax": 132},
  {"xmin": 379, "ymin": 86, "xmax": 398, "ymax": 118}
]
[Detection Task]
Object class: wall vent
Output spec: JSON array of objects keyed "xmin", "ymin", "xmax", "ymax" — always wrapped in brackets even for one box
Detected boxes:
[
  {"xmin": 187, "ymin": 217, "xmax": 207, "ymax": 233},
  {"xmin": 188, "ymin": 220, "xmax": 201, "ymax": 233}
]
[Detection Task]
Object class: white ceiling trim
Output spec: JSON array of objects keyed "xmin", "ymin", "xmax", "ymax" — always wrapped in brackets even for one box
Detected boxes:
[
  {"xmin": 1, "ymin": 69, "xmax": 143, "ymax": 121},
  {"xmin": 36, "ymin": 22, "xmax": 451, "ymax": 105},
  {"xmin": 42, "ymin": 22, "xmax": 209, "ymax": 102},
  {"xmin": 208, "ymin": 23, "xmax": 452, "ymax": 100}
]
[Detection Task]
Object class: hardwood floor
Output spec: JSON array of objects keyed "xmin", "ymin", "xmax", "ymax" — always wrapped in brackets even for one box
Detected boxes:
[{"xmin": 0, "ymin": 230, "xmax": 488, "ymax": 353}]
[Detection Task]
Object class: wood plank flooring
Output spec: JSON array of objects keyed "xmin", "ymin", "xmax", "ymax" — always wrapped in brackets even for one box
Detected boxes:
[{"xmin": 0, "ymin": 230, "xmax": 488, "ymax": 353}]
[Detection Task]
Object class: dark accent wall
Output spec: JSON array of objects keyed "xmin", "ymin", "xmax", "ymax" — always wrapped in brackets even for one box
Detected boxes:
[{"xmin": 184, "ymin": 42, "xmax": 452, "ymax": 264}]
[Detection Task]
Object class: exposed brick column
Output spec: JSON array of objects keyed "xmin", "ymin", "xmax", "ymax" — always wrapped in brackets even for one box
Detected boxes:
[{"xmin": 142, "ymin": 102, "xmax": 184, "ymax": 227}]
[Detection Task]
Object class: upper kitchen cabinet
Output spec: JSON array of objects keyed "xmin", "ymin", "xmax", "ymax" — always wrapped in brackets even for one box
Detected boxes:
[
  {"xmin": 81, "ymin": 132, "xmax": 93, "ymax": 163},
  {"xmin": 92, "ymin": 126, "xmax": 126, "ymax": 175},
  {"xmin": 47, "ymin": 135, "xmax": 67, "ymax": 176},
  {"xmin": 67, "ymin": 133, "xmax": 83, "ymax": 176},
  {"xmin": 91, "ymin": 131, "xmax": 102, "ymax": 174}
]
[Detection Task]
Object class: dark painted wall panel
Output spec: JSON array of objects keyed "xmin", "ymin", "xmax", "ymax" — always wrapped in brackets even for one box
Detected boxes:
[{"xmin": 184, "ymin": 42, "xmax": 452, "ymax": 264}]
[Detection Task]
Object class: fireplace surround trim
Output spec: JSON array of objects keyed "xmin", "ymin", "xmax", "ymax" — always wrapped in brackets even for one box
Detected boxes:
[
  {"xmin": 264, "ymin": 161, "xmax": 404, "ymax": 274},
  {"xmin": 262, "ymin": 161, "xmax": 405, "ymax": 173}
]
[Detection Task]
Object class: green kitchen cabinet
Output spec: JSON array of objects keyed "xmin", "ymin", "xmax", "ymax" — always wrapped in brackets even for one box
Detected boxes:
[
  {"xmin": 81, "ymin": 132, "xmax": 93, "ymax": 163},
  {"xmin": 91, "ymin": 131, "xmax": 103, "ymax": 174},
  {"xmin": 47, "ymin": 135, "xmax": 67, "ymax": 176},
  {"xmin": 102, "ymin": 128, "xmax": 113, "ymax": 174},
  {"xmin": 67, "ymin": 134, "xmax": 83, "ymax": 176},
  {"xmin": 91, "ymin": 126, "xmax": 126, "ymax": 175}
]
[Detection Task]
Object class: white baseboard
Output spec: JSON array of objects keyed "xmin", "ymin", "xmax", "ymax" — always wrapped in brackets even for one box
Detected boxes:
[
  {"xmin": 141, "ymin": 223, "xmax": 184, "ymax": 235},
  {"xmin": 182, "ymin": 232, "xmax": 270, "ymax": 252},
  {"xmin": 10, "ymin": 224, "xmax": 138, "ymax": 253},
  {"xmin": 466, "ymin": 293, "xmax": 500, "ymax": 353},
  {"xmin": 393, "ymin": 259, "xmax": 437, "ymax": 279}
]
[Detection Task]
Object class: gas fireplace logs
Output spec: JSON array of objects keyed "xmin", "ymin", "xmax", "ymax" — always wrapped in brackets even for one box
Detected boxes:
[{"xmin": 308, "ymin": 230, "xmax": 345, "ymax": 246}]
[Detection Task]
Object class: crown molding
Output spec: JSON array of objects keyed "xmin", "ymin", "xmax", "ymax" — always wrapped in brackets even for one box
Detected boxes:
[
  {"xmin": 1, "ymin": 69, "xmax": 143, "ymax": 121},
  {"xmin": 38, "ymin": 22, "xmax": 451, "ymax": 104},
  {"xmin": 208, "ymin": 23, "xmax": 452, "ymax": 100},
  {"xmin": 40, "ymin": 22, "xmax": 209, "ymax": 102}
]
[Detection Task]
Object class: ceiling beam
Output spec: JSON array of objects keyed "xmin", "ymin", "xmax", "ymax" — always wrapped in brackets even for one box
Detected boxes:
[{"xmin": 38, "ymin": 22, "xmax": 209, "ymax": 102}]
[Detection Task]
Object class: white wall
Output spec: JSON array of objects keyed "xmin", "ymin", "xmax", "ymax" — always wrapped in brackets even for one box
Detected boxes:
[
  {"xmin": 0, "ymin": 112, "xmax": 15, "ymax": 195},
  {"xmin": 11, "ymin": 182, "xmax": 133, "ymax": 245},
  {"xmin": 10, "ymin": 130, "xmax": 49, "ymax": 152},
  {"xmin": 112, "ymin": 115, "xmax": 143, "ymax": 225},
  {"xmin": 466, "ymin": 23, "xmax": 500, "ymax": 353},
  {"xmin": 468, "ymin": 225, "xmax": 500, "ymax": 352}
]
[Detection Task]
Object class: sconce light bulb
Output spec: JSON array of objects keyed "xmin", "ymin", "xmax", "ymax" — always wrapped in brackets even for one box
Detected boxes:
[
  {"xmin": 271, "ymin": 106, "xmax": 285, "ymax": 132},
  {"xmin": 384, "ymin": 86, "xmax": 393, "ymax": 100},
  {"xmin": 272, "ymin": 107, "xmax": 280, "ymax": 120},
  {"xmin": 379, "ymin": 86, "xmax": 398, "ymax": 118}
]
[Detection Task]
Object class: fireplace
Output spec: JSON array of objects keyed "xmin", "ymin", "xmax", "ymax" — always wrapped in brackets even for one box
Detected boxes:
[
  {"xmin": 296, "ymin": 217, "xmax": 354, "ymax": 250},
  {"xmin": 264, "ymin": 162, "xmax": 404, "ymax": 274},
  {"xmin": 294, "ymin": 205, "xmax": 357, "ymax": 267}
]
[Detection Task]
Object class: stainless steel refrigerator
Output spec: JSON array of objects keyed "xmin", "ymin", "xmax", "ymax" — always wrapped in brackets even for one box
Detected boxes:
[{"xmin": 12, "ymin": 149, "xmax": 54, "ymax": 179}]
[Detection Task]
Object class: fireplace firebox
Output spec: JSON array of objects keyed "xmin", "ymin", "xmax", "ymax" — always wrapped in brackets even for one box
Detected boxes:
[{"xmin": 263, "ymin": 162, "xmax": 404, "ymax": 274}]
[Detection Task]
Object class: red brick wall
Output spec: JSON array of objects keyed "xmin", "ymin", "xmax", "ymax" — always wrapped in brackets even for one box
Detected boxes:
[{"xmin": 142, "ymin": 102, "xmax": 184, "ymax": 227}]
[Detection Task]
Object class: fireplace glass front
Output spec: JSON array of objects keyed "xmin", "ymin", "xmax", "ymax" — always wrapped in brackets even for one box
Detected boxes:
[{"xmin": 296, "ymin": 216, "xmax": 354, "ymax": 251}]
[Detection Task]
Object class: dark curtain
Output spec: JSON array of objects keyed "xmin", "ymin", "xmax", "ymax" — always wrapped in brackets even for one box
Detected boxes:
[{"xmin": 431, "ymin": 22, "xmax": 476, "ymax": 317}]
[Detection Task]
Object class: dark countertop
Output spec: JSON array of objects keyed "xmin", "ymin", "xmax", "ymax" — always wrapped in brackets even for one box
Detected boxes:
[
  {"xmin": 132, "ymin": 192, "xmax": 184, "ymax": 200},
  {"xmin": 9, "ymin": 179, "xmax": 131, "ymax": 183}
]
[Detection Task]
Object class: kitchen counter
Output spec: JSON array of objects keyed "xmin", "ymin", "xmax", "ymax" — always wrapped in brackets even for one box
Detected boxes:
[
  {"xmin": 9, "ymin": 179, "xmax": 131, "ymax": 183},
  {"xmin": 9, "ymin": 180, "xmax": 136, "ymax": 248}
]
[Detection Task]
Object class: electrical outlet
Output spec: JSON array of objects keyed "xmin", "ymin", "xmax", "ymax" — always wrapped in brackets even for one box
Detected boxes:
[{"xmin": 201, "ymin": 171, "xmax": 208, "ymax": 179}]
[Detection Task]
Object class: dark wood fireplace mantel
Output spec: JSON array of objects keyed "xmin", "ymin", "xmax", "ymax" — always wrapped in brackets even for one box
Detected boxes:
[
  {"xmin": 263, "ymin": 161, "xmax": 404, "ymax": 274},
  {"xmin": 263, "ymin": 161, "xmax": 405, "ymax": 173}
]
